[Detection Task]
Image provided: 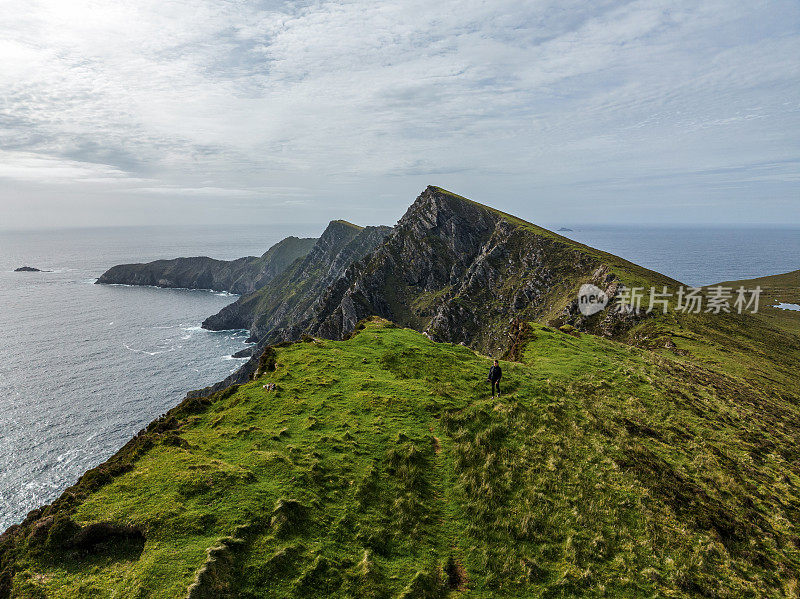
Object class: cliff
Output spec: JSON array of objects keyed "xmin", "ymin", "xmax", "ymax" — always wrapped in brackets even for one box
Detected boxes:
[
  {"xmin": 303, "ymin": 187, "xmax": 678, "ymax": 354},
  {"xmin": 201, "ymin": 221, "xmax": 392, "ymax": 340},
  {"xmin": 95, "ymin": 236, "xmax": 317, "ymax": 295},
  {"xmin": 201, "ymin": 188, "xmax": 676, "ymax": 359}
]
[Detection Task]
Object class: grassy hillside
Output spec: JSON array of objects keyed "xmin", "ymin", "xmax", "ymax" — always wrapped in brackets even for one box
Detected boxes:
[
  {"xmin": 5, "ymin": 317, "xmax": 800, "ymax": 598},
  {"xmin": 717, "ymin": 269, "xmax": 800, "ymax": 335}
]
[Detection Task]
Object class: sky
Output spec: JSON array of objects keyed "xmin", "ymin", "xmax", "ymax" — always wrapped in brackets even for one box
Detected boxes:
[{"xmin": 1, "ymin": 0, "xmax": 798, "ymax": 229}]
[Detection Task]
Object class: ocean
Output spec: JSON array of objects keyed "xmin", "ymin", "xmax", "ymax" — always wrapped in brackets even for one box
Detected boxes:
[
  {"xmin": 0, "ymin": 223, "xmax": 798, "ymax": 530},
  {"xmin": 556, "ymin": 225, "xmax": 800, "ymax": 287}
]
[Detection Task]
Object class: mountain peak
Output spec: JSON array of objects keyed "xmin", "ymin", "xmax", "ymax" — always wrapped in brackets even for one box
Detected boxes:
[
  {"xmin": 396, "ymin": 186, "xmax": 504, "ymax": 239},
  {"xmin": 309, "ymin": 220, "xmax": 365, "ymax": 260},
  {"xmin": 305, "ymin": 187, "xmax": 683, "ymax": 351},
  {"xmin": 329, "ymin": 219, "xmax": 363, "ymax": 229},
  {"xmin": 319, "ymin": 219, "xmax": 363, "ymax": 240},
  {"xmin": 404, "ymin": 185, "xmax": 540, "ymax": 235}
]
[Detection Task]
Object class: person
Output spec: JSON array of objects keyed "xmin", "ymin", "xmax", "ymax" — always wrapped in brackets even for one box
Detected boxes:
[{"xmin": 488, "ymin": 360, "xmax": 502, "ymax": 398}]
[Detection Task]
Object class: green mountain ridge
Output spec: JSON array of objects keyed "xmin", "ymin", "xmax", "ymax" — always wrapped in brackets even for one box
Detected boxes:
[
  {"xmin": 2, "ymin": 314, "xmax": 799, "ymax": 597},
  {"xmin": 3, "ymin": 188, "xmax": 799, "ymax": 598},
  {"xmin": 305, "ymin": 186, "xmax": 680, "ymax": 353},
  {"xmin": 187, "ymin": 186, "xmax": 677, "ymax": 397}
]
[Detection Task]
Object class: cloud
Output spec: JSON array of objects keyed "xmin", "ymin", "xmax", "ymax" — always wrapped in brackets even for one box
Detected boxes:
[
  {"xmin": 127, "ymin": 185, "xmax": 311, "ymax": 198},
  {"xmin": 0, "ymin": 0, "xmax": 798, "ymax": 226},
  {"xmin": 0, "ymin": 151, "xmax": 139, "ymax": 182}
]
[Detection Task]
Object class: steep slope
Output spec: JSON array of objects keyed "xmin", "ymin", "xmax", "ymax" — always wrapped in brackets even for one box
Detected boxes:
[
  {"xmin": 202, "ymin": 221, "xmax": 392, "ymax": 340},
  {"xmin": 96, "ymin": 236, "xmax": 317, "ymax": 295},
  {"xmin": 2, "ymin": 318, "xmax": 799, "ymax": 598},
  {"xmin": 305, "ymin": 187, "xmax": 678, "ymax": 355}
]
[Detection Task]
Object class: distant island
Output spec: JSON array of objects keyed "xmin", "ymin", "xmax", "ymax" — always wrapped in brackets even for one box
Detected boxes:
[
  {"xmin": 14, "ymin": 266, "xmax": 44, "ymax": 272},
  {"xmin": 557, "ymin": 227, "xmax": 573, "ymax": 232}
]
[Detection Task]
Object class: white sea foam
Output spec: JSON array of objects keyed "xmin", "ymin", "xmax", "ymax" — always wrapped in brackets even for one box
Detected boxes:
[{"xmin": 123, "ymin": 343, "xmax": 176, "ymax": 356}]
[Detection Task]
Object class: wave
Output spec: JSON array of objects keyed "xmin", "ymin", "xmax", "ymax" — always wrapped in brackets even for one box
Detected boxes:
[
  {"xmin": 123, "ymin": 343, "xmax": 177, "ymax": 356},
  {"xmin": 103, "ymin": 283, "xmax": 240, "ymax": 297}
]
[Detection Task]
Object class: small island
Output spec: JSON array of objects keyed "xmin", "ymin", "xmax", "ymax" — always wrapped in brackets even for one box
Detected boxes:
[
  {"xmin": 557, "ymin": 227, "xmax": 574, "ymax": 232},
  {"xmin": 14, "ymin": 266, "xmax": 43, "ymax": 272}
]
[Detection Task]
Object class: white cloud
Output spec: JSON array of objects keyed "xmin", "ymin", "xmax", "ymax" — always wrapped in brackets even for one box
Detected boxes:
[
  {"xmin": 0, "ymin": 151, "xmax": 137, "ymax": 182},
  {"xmin": 0, "ymin": 0, "xmax": 798, "ymax": 226}
]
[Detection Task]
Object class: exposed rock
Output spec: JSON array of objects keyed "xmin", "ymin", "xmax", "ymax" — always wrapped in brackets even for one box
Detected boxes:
[
  {"xmin": 202, "ymin": 221, "xmax": 392, "ymax": 340},
  {"xmin": 98, "ymin": 187, "xmax": 674, "ymax": 368},
  {"xmin": 303, "ymin": 186, "xmax": 677, "ymax": 355},
  {"xmin": 14, "ymin": 266, "xmax": 43, "ymax": 272},
  {"xmin": 185, "ymin": 359, "xmax": 257, "ymax": 399},
  {"xmin": 95, "ymin": 236, "xmax": 316, "ymax": 295}
]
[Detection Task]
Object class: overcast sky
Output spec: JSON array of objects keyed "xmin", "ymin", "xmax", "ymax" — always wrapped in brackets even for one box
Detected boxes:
[{"xmin": 1, "ymin": 0, "xmax": 798, "ymax": 229}]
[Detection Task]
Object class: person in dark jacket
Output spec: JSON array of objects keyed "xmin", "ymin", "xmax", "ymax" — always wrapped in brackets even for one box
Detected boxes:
[{"xmin": 488, "ymin": 360, "xmax": 502, "ymax": 398}]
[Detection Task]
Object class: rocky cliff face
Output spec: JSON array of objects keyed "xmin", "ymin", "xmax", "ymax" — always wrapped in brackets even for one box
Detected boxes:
[
  {"xmin": 201, "ymin": 221, "xmax": 392, "ymax": 340},
  {"xmin": 95, "ymin": 236, "xmax": 316, "ymax": 295},
  {"xmin": 304, "ymin": 186, "xmax": 670, "ymax": 355}
]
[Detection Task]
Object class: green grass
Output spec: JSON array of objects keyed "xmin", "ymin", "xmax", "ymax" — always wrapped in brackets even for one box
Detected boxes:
[
  {"xmin": 5, "ymin": 317, "xmax": 800, "ymax": 597},
  {"xmin": 717, "ymin": 269, "xmax": 800, "ymax": 335}
]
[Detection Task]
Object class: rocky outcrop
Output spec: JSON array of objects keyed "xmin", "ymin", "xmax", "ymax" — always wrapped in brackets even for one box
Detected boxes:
[
  {"xmin": 95, "ymin": 236, "xmax": 316, "ymax": 295},
  {"xmin": 303, "ymin": 187, "xmax": 678, "ymax": 355},
  {"xmin": 202, "ymin": 221, "xmax": 392, "ymax": 340},
  {"xmin": 14, "ymin": 266, "xmax": 44, "ymax": 272}
]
